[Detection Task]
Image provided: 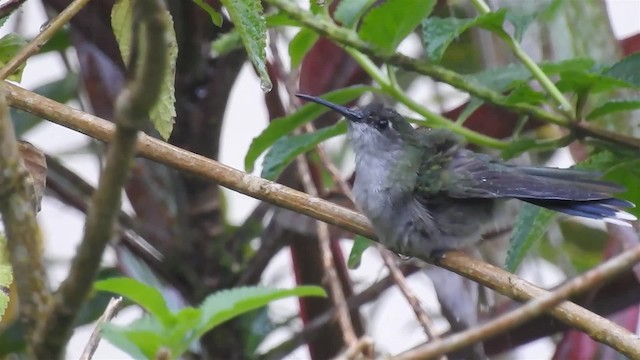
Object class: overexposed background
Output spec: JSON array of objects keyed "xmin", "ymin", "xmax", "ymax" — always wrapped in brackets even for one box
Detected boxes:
[{"xmin": 2, "ymin": 0, "xmax": 639, "ymax": 358}]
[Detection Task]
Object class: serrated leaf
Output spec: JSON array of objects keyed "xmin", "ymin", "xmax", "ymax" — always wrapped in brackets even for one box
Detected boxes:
[
  {"xmin": 164, "ymin": 308, "xmax": 202, "ymax": 355},
  {"xmin": 0, "ymin": 33, "xmax": 27, "ymax": 82},
  {"xmin": 500, "ymin": 137, "xmax": 539, "ymax": 160},
  {"xmin": 193, "ymin": 0, "xmax": 223, "ymax": 26},
  {"xmin": 111, "ymin": 0, "xmax": 177, "ymax": 139},
  {"xmin": 468, "ymin": 63, "xmax": 530, "ymax": 91},
  {"xmin": 261, "ymin": 122, "xmax": 346, "ymax": 180},
  {"xmin": 94, "ymin": 277, "xmax": 174, "ymax": 326},
  {"xmin": 335, "ymin": 0, "xmax": 375, "ymax": 28},
  {"xmin": 422, "ymin": 10, "xmax": 507, "ymax": 62},
  {"xmin": 503, "ymin": 84, "xmax": 546, "ymax": 105},
  {"xmin": 606, "ymin": 53, "xmax": 640, "ymax": 87},
  {"xmin": 347, "ymin": 235, "xmax": 373, "ymax": 269},
  {"xmin": 102, "ymin": 318, "xmax": 164, "ymax": 360},
  {"xmin": 221, "ymin": 0, "xmax": 270, "ymax": 91},
  {"xmin": 586, "ymin": 99, "xmax": 640, "ymax": 120},
  {"xmin": 211, "ymin": 31, "xmax": 243, "ymax": 56},
  {"xmin": 196, "ymin": 286, "xmax": 326, "ymax": 338},
  {"xmin": 359, "ymin": 0, "xmax": 436, "ymax": 54},
  {"xmin": 506, "ymin": 203, "xmax": 556, "ymax": 272},
  {"xmin": 289, "ymin": 28, "xmax": 318, "ymax": 68},
  {"xmin": 556, "ymin": 71, "xmax": 636, "ymax": 93},
  {"xmin": 244, "ymin": 85, "xmax": 372, "ymax": 172}
]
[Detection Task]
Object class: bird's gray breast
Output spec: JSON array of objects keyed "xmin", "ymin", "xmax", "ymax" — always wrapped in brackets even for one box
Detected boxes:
[{"xmin": 352, "ymin": 156, "xmax": 502, "ymax": 257}]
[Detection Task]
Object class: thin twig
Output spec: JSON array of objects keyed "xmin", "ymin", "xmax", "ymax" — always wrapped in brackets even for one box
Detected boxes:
[
  {"xmin": 296, "ymin": 154, "xmax": 358, "ymax": 347},
  {"xmin": 0, "ymin": 82, "xmax": 49, "ymax": 354},
  {"xmin": 334, "ymin": 336, "xmax": 375, "ymax": 360},
  {"xmin": 30, "ymin": 0, "xmax": 170, "ymax": 357},
  {"xmin": 378, "ymin": 248, "xmax": 441, "ymax": 342},
  {"xmin": 0, "ymin": 0, "xmax": 93, "ymax": 80},
  {"xmin": 396, "ymin": 246, "xmax": 640, "ymax": 359},
  {"xmin": 5, "ymin": 82, "xmax": 640, "ymax": 356},
  {"xmin": 269, "ymin": 32, "xmax": 359, "ymax": 349},
  {"xmin": 79, "ymin": 297, "xmax": 123, "ymax": 360}
]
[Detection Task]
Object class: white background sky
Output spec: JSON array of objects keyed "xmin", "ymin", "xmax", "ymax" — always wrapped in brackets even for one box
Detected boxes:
[{"xmin": 2, "ymin": 0, "xmax": 639, "ymax": 358}]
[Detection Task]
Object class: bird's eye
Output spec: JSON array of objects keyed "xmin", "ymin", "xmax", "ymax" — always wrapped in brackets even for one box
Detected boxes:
[{"xmin": 374, "ymin": 119, "xmax": 389, "ymax": 131}]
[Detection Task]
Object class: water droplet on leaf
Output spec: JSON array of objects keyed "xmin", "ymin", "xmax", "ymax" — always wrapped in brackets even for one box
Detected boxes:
[{"xmin": 260, "ymin": 79, "xmax": 273, "ymax": 93}]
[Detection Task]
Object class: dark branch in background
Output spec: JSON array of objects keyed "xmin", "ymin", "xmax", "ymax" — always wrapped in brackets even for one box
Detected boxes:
[
  {"xmin": 30, "ymin": 0, "xmax": 170, "ymax": 357},
  {"xmin": 0, "ymin": 85, "xmax": 50, "ymax": 354},
  {"xmin": 6, "ymin": 82, "xmax": 640, "ymax": 356},
  {"xmin": 266, "ymin": 0, "xmax": 640, "ymax": 151}
]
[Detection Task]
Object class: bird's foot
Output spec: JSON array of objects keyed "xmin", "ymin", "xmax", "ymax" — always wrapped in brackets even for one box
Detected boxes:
[{"xmin": 428, "ymin": 248, "xmax": 451, "ymax": 265}]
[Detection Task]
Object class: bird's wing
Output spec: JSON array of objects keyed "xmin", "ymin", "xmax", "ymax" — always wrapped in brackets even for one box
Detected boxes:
[{"xmin": 440, "ymin": 150, "xmax": 625, "ymax": 201}]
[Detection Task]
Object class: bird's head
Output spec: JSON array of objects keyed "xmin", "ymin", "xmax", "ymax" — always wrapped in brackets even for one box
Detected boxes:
[{"xmin": 296, "ymin": 94, "xmax": 415, "ymax": 157}]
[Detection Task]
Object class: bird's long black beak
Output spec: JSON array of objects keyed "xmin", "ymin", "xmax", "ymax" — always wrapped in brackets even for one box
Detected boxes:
[{"xmin": 296, "ymin": 93, "xmax": 364, "ymax": 122}]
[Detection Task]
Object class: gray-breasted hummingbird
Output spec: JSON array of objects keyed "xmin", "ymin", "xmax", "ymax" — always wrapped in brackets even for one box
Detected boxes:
[{"xmin": 296, "ymin": 94, "xmax": 637, "ymax": 257}]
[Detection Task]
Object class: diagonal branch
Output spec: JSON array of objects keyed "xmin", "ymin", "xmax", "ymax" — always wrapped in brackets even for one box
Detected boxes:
[
  {"xmin": 396, "ymin": 244, "xmax": 640, "ymax": 359},
  {"xmin": 29, "ymin": 0, "xmax": 170, "ymax": 357},
  {"xmin": 4, "ymin": 81, "xmax": 640, "ymax": 356}
]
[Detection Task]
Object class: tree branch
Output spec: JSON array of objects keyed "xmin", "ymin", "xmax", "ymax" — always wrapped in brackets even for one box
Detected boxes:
[
  {"xmin": 29, "ymin": 0, "xmax": 170, "ymax": 357},
  {"xmin": 396, "ymin": 244, "xmax": 640, "ymax": 359},
  {"xmin": 4, "ymin": 81, "xmax": 640, "ymax": 356},
  {"xmin": 0, "ymin": 84, "xmax": 49, "ymax": 355}
]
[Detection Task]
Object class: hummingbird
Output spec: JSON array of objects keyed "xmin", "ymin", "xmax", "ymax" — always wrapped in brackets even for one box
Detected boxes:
[{"xmin": 296, "ymin": 94, "xmax": 637, "ymax": 257}]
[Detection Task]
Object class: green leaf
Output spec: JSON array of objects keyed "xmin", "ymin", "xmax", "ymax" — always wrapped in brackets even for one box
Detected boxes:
[
  {"xmin": 164, "ymin": 308, "xmax": 202, "ymax": 355},
  {"xmin": 587, "ymin": 99, "xmax": 640, "ymax": 120},
  {"xmin": 505, "ymin": 11, "xmax": 536, "ymax": 43},
  {"xmin": 101, "ymin": 317, "xmax": 164, "ymax": 360},
  {"xmin": 603, "ymin": 160, "xmax": 640, "ymax": 218},
  {"xmin": 360, "ymin": 0, "xmax": 436, "ymax": 54},
  {"xmin": 111, "ymin": 0, "xmax": 177, "ymax": 139},
  {"xmin": 94, "ymin": 277, "xmax": 174, "ymax": 326},
  {"xmin": 244, "ymin": 85, "xmax": 372, "ymax": 172},
  {"xmin": 500, "ymin": 137, "xmax": 539, "ymax": 160},
  {"xmin": 468, "ymin": 58, "xmax": 595, "ymax": 92},
  {"xmin": 506, "ymin": 203, "xmax": 556, "ymax": 272},
  {"xmin": 193, "ymin": 0, "xmax": 223, "ymax": 26},
  {"xmin": 0, "ymin": 234, "xmax": 11, "ymax": 323},
  {"xmin": 503, "ymin": 84, "xmax": 546, "ymax": 105},
  {"xmin": 334, "ymin": 0, "xmax": 375, "ymax": 28},
  {"xmin": 606, "ymin": 52, "xmax": 640, "ymax": 87},
  {"xmin": 212, "ymin": 31, "xmax": 243, "ymax": 57},
  {"xmin": 0, "ymin": 33, "xmax": 27, "ymax": 82},
  {"xmin": 221, "ymin": 0, "xmax": 270, "ymax": 91},
  {"xmin": 196, "ymin": 286, "xmax": 326, "ymax": 338},
  {"xmin": 289, "ymin": 28, "xmax": 318, "ymax": 68},
  {"xmin": 468, "ymin": 63, "xmax": 530, "ymax": 92},
  {"xmin": 261, "ymin": 122, "xmax": 347, "ymax": 180},
  {"xmin": 347, "ymin": 235, "xmax": 374, "ymax": 269},
  {"xmin": 422, "ymin": 10, "xmax": 507, "ymax": 62},
  {"xmin": 556, "ymin": 71, "xmax": 636, "ymax": 93}
]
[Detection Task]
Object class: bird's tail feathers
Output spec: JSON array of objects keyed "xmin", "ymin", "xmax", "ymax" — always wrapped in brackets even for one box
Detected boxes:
[{"xmin": 523, "ymin": 198, "xmax": 637, "ymax": 227}]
